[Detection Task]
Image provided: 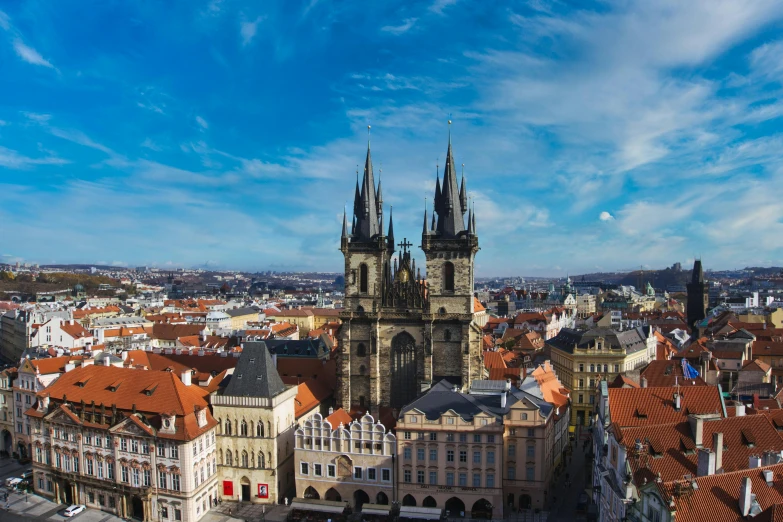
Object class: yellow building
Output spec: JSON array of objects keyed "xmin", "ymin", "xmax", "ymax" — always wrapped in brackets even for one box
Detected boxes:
[
  {"xmin": 266, "ymin": 309, "xmax": 315, "ymax": 334},
  {"xmin": 225, "ymin": 307, "xmax": 260, "ymax": 330},
  {"xmin": 547, "ymin": 327, "xmax": 655, "ymax": 426}
]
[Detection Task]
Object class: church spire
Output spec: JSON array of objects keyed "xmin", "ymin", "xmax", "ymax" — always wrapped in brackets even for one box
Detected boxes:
[
  {"xmin": 433, "ymin": 118, "xmax": 466, "ymax": 238},
  {"xmin": 342, "ymin": 207, "xmax": 348, "ymax": 239},
  {"xmin": 387, "ymin": 206, "xmax": 395, "ymax": 251},
  {"xmin": 422, "ymin": 200, "xmax": 429, "ymax": 236},
  {"xmin": 352, "ymin": 127, "xmax": 381, "ymax": 242},
  {"xmin": 459, "ymin": 163, "xmax": 468, "ymax": 215}
]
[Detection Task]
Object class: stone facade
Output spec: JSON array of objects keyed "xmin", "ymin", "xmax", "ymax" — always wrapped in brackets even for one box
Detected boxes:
[
  {"xmin": 294, "ymin": 412, "xmax": 395, "ymax": 507},
  {"xmin": 337, "ymin": 136, "xmax": 484, "ymax": 413}
]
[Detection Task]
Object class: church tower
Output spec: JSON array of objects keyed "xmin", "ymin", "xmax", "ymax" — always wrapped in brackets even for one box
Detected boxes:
[
  {"xmin": 338, "ymin": 126, "xmax": 484, "ymax": 415},
  {"xmin": 421, "ymin": 124, "xmax": 482, "ymax": 390},
  {"xmin": 686, "ymin": 259, "xmax": 708, "ymax": 335}
]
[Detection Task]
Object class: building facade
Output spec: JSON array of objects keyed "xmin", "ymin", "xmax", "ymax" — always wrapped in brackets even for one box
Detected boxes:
[
  {"xmin": 548, "ymin": 327, "xmax": 656, "ymax": 426},
  {"xmin": 338, "ymin": 135, "xmax": 484, "ymax": 413},
  {"xmin": 294, "ymin": 412, "xmax": 396, "ymax": 507},
  {"xmin": 0, "ymin": 368, "xmax": 16, "ymax": 453},
  {"xmin": 212, "ymin": 342, "xmax": 298, "ymax": 504},
  {"xmin": 28, "ymin": 365, "xmax": 219, "ymax": 522}
]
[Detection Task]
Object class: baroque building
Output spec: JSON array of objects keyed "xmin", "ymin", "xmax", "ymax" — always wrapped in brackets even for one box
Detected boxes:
[{"xmin": 338, "ymin": 129, "xmax": 484, "ymax": 412}]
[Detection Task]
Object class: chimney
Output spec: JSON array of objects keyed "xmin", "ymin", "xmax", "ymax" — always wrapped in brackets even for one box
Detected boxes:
[
  {"xmin": 689, "ymin": 415, "xmax": 704, "ymax": 447},
  {"xmin": 713, "ymin": 432, "xmax": 724, "ymax": 472},
  {"xmin": 641, "ymin": 376, "xmax": 648, "ymax": 388},
  {"xmin": 674, "ymin": 393, "xmax": 681, "ymax": 411},
  {"xmin": 697, "ymin": 448, "xmax": 715, "ymax": 476},
  {"xmin": 764, "ymin": 469, "xmax": 774, "ymax": 486},
  {"xmin": 180, "ymin": 369, "xmax": 192, "ymax": 386},
  {"xmin": 749, "ymin": 455, "xmax": 762, "ymax": 469},
  {"xmin": 328, "ymin": 407, "xmax": 334, "ymax": 415},
  {"xmin": 736, "ymin": 404, "xmax": 746, "ymax": 417},
  {"xmin": 501, "ymin": 392, "xmax": 507, "ymax": 409},
  {"xmin": 740, "ymin": 477, "xmax": 753, "ymax": 517}
]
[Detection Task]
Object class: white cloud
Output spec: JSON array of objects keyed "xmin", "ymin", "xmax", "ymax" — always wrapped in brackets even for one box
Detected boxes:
[
  {"xmin": 141, "ymin": 138, "xmax": 162, "ymax": 151},
  {"xmin": 240, "ymin": 16, "xmax": 264, "ymax": 46},
  {"xmin": 48, "ymin": 127, "xmax": 114, "ymax": 155},
  {"xmin": 381, "ymin": 18, "xmax": 418, "ymax": 35},
  {"xmin": 196, "ymin": 115, "xmax": 209, "ymax": 129},
  {"xmin": 599, "ymin": 211, "xmax": 614, "ymax": 222},
  {"xmin": 0, "ymin": 10, "xmax": 10, "ymax": 31},
  {"xmin": 0, "ymin": 146, "xmax": 69, "ymax": 169},
  {"xmin": 430, "ymin": 0, "xmax": 458, "ymax": 15},
  {"xmin": 13, "ymin": 38, "xmax": 53, "ymax": 68},
  {"xmin": 21, "ymin": 112, "xmax": 51, "ymax": 124}
]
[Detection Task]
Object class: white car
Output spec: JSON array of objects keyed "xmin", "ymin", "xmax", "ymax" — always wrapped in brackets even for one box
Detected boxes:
[
  {"xmin": 63, "ymin": 505, "xmax": 86, "ymax": 517},
  {"xmin": 5, "ymin": 477, "xmax": 22, "ymax": 488}
]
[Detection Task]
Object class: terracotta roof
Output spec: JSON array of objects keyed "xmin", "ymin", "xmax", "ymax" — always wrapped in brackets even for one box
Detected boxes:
[
  {"xmin": 72, "ymin": 306, "xmax": 121, "ymax": 319},
  {"xmin": 608, "ymin": 374, "xmax": 640, "ymax": 388},
  {"xmin": 61, "ymin": 322, "xmax": 92, "ymax": 340},
  {"xmin": 744, "ymin": 359, "xmax": 772, "ymax": 373},
  {"xmin": 266, "ymin": 309, "xmax": 314, "ymax": 317},
  {"xmin": 640, "ymin": 360, "xmax": 708, "ymax": 387},
  {"xmin": 473, "ymin": 298, "xmax": 485, "ymax": 312},
  {"xmin": 608, "ymin": 386, "xmax": 724, "ymax": 428},
  {"xmin": 620, "ymin": 415, "xmax": 783, "ymax": 484},
  {"xmin": 151, "ymin": 323, "xmax": 205, "ymax": 340},
  {"xmin": 488, "ymin": 367, "xmax": 523, "ymax": 385},
  {"xmin": 664, "ymin": 463, "xmax": 783, "ymax": 522},
  {"xmin": 295, "ymin": 377, "xmax": 332, "ymax": 418},
  {"xmin": 483, "ymin": 350, "xmax": 507, "ymax": 370},
  {"xmin": 29, "ymin": 356, "xmax": 86, "ymax": 375},
  {"xmin": 530, "ymin": 361, "xmax": 569, "ymax": 409},
  {"xmin": 325, "ymin": 408, "xmax": 354, "ymax": 428}
]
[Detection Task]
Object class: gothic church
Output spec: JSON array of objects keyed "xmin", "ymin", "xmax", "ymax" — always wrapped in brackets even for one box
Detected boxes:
[{"xmin": 337, "ymin": 130, "xmax": 484, "ymax": 415}]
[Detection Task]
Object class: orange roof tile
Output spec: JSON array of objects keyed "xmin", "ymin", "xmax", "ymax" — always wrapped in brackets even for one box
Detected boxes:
[
  {"xmin": 608, "ymin": 386, "xmax": 724, "ymax": 428},
  {"xmin": 325, "ymin": 408, "xmax": 354, "ymax": 428}
]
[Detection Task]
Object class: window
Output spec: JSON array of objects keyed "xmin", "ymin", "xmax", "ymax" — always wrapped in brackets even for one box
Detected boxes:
[
  {"xmin": 447, "ymin": 450, "xmax": 454, "ymax": 462},
  {"xmin": 578, "ymin": 378, "xmax": 584, "ymax": 388},
  {"xmin": 121, "ymin": 465, "xmax": 129, "ymax": 483},
  {"xmin": 131, "ymin": 440, "xmax": 139, "ymax": 453},
  {"xmin": 144, "ymin": 469, "xmax": 151, "ymax": 487},
  {"xmin": 409, "ymin": 415, "xmax": 418, "ymax": 423},
  {"xmin": 354, "ymin": 467, "xmax": 363, "ymax": 479},
  {"xmin": 528, "ymin": 428, "xmax": 535, "ymax": 437},
  {"xmin": 38, "ymin": 477, "xmax": 43, "ymax": 490},
  {"xmin": 300, "ymin": 462, "xmax": 308, "ymax": 475},
  {"xmin": 447, "ymin": 418, "xmax": 455, "ymax": 425},
  {"xmin": 487, "ymin": 474, "xmax": 495, "ymax": 487},
  {"xmin": 488, "ymin": 434, "xmax": 495, "ymax": 443},
  {"xmin": 444, "ymin": 262, "xmax": 455, "ymax": 291},
  {"xmin": 417, "ymin": 448, "xmax": 425, "ymax": 461},
  {"xmin": 429, "ymin": 449, "xmax": 437, "ymax": 461},
  {"xmin": 508, "ymin": 467, "xmax": 516, "ymax": 480},
  {"xmin": 314, "ymin": 464, "xmax": 322, "ymax": 476},
  {"xmin": 110, "ymin": 497, "xmax": 116, "ymax": 509},
  {"xmin": 327, "ymin": 465, "xmax": 336, "ymax": 477},
  {"xmin": 429, "ymin": 471, "xmax": 437, "ymax": 484},
  {"xmin": 473, "ymin": 473, "xmax": 481, "ymax": 487},
  {"xmin": 86, "ymin": 459, "xmax": 93, "ymax": 475},
  {"xmin": 526, "ymin": 466, "xmax": 535, "ymax": 481},
  {"xmin": 487, "ymin": 450, "xmax": 495, "ymax": 464},
  {"xmin": 527, "ymin": 444, "xmax": 535, "ymax": 458},
  {"xmin": 108, "ymin": 463, "xmax": 115, "ymax": 480},
  {"xmin": 614, "ymin": 364, "xmax": 620, "ymax": 373},
  {"xmin": 170, "ymin": 446, "xmax": 178, "ymax": 458},
  {"xmin": 473, "ymin": 451, "xmax": 481, "ymax": 464},
  {"xmin": 356, "ymin": 343, "xmax": 366, "ymax": 357},
  {"xmin": 97, "ymin": 461, "xmax": 104, "ymax": 479},
  {"xmin": 458, "ymin": 473, "xmax": 467, "ymax": 486},
  {"xmin": 590, "ymin": 364, "xmax": 595, "ymax": 373},
  {"xmin": 382, "ymin": 469, "xmax": 390, "ymax": 482},
  {"xmin": 459, "ymin": 433, "xmax": 467, "ymax": 443},
  {"xmin": 446, "ymin": 472, "xmax": 454, "ymax": 486},
  {"xmin": 417, "ymin": 470, "xmax": 425, "ymax": 484},
  {"xmin": 121, "ymin": 438, "xmax": 128, "ymax": 451},
  {"xmin": 98, "ymin": 495, "xmax": 105, "ymax": 506},
  {"xmin": 404, "ymin": 447, "xmax": 411, "ymax": 460},
  {"xmin": 473, "ymin": 434, "xmax": 481, "ymax": 443},
  {"xmin": 161, "ymin": 506, "xmax": 169, "ymax": 519},
  {"xmin": 368, "ymin": 468, "xmax": 376, "ymax": 480},
  {"xmin": 158, "ymin": 472, "xmax": 167, "ymax": 489},
  {"xmin": 132, "ymin": 468, "xmax": 140, "ymax": 487},
  {"xmin": 578, "ymin": 363, "xmax": 584, "ymax": 372},
  {"xmin": 174, "ymin": 508, "xmax": 182, "ymax": 521},
  {"xmin": 508, "ymin": 444, "xmax": 516, "ymax": 458},
  {"xmin": 55, "ymin": 453, "xmax": 61, "ymax": 469},
  {"xmin": 648, "ymin": 506, "xmax": 662, "ymax": 522},
  {"xmin": 578, "ymin": 394, "xmax": 584, "ymax": 404},
  {"xmin": 446, "ymin": 433, "xmax": 455, "ymax": 441},
  {"xmin": 404, "ymin": 431, "xmax": 411, "ymax": 440},
  {"xmin": 603, "ymin": 364, "xmax": 608, "ymax": 373},
  {"xmin": 589, "ymin": 395, "xmax": 595, "ymax": 405},
  {"xmin": 404, "ymin": 470, "xmax": 411, "ymax": 483},
  {"xmin": 172, "ymin": 475, "xmax": 180, "ymax": 491},
  {"xmin": 359, "ymin": 264, "xmax": 369, "ymax": 293},
  {"xmin": 429, "ymin": 432, "xmax": 437, "ymax": 441}
]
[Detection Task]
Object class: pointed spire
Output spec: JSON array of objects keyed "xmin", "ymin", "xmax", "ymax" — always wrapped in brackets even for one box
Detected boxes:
[
  {"xmin": 431, "ymin": 210, "xmax": 436, "ymax": 232},
  {"xmin": 387, "ymin": 206, "xmax": 395, "ymax": 249},
  {"xmin": 433, "ymin": 118, "xmax": 466, "ymax": 238},
  {"xmin": 459, "ymin": 163, "xmax": 468, "ymax": 215},
  {"xmin": 353, "ymin": 168, "xmax": 360, "ymax": 217},
  {"xmin": 434, "ymin": 166, "xmax": 442, "ymax": 213},
  {"xmin": 472, "ymin": 201, "xmax": 477, "ymax": 236},
  {"xmin": 467, "ymin": 206, "xmax": 473, "ymax": 235},
  {"xmin": 422, "ymin": 200, "xmax": 429, "ymax": 236},
  {"xmin": 342, "ymin": 207, "xmax": 348, "ymax": 239},
  {"xmin": 352, "ymin": 132, "xmax": 381, "ymax": 242}
]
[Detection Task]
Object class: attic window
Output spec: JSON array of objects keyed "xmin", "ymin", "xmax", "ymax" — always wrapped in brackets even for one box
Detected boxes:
[
  {"xmin": 109, "ymin": 380, "xmax": 123, "ymax": 392},
  {"xmin": 237, "ymin": 374, "xmax": 243, "ymax": 379},
  {"xmin": 249, "ymin": 358, "xmax": 255, "ymax": 363},
  {"xmin": 635, "ymin": 408, "xmax": 647, "ymax": 418},
  {"xmin": 647, "ymin": 438, "xmax": 664, "ymax": 457},
  {"xmin": 142, "ymin": 384, "xmax": 158, "ymax": 397},
  {"xmin": 742, "ymin": 429, "xmax": 756, "ymax": 447},
  {"xmin": 76, "ymin": 378, "xmax": 91, "ymax": 388}
]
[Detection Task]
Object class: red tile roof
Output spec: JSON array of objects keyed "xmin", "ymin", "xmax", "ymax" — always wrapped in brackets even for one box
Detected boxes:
[
  {"xmin": 608, "ymin": 386, "xmax": 724, "ymax": 427},
  {"xmin": 483, "ymin": 350, "xmax": 507, "ymax": 370},
  {"xmin": 325, "ymin": 408, "xmax": 354, "ymax": 428},
  {"xmin": 640, "ymin": 360, "xmax": 708, "ymax": 388}
]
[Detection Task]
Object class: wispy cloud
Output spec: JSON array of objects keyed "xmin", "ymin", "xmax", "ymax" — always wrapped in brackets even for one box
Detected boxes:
[
  {"xmin": 240, "ymin": 16, "xmax": 264, "ymax": 46},
  {"xmin": 12, "ymin": 38, "xmax": 53, "ymax": 68},
  {"xmin": 381, "ymin": 18, "xmax": 417, "ymax": 35},
  {"xmin": 599, "ymin": 211, "xmax": 614, "ymax": 222},
  {"xmin": 0, "ymin": 146, "xmax": 69, "ymax": 169},
  {"xmin": 196, "ymin": 115, "xmax": 209, "ymax": 129},
  {"xmin": 430, "ymin": 0, "xmax": 458, "ymax": 15}
]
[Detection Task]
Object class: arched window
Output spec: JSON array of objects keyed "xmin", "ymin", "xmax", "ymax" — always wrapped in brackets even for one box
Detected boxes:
[
  {"xmin": 225, "ymin": 419, "xmax": 232, "ymax": 436},
  {"xmin": 444, "ymin": 262, "xmax": 455, "ymax": 292},
  {"xmin": 360, "ymin": 264, "xmax": 369, "ymax": 293},
  {"xmin": 257, "ymin": 422, "xmax": 264, "ymax": 438},
  {"xmin": 241, "ymin": 451, "xmax": 248, "ymax": 468},
  {"xmin": 226, "ymin": 451, "xmax": 233, "ymax": 466},
  {"xmin": 259, "ymin": 453, "xmax": 265, "ymax": 468},
  {"xmin": 589, "ymin": 364, "xmax": 595, "ymax": 373},
  {"xmin": 240, "ymin": 420, "xmax": 248, "ymax": 436},
  {"xmin": 218, "ymin": 449, "xmax": 223, "ymax": 465},
  {"xmin": 357, "ymin": 343, "xmax": 366, "ymax": 357}
]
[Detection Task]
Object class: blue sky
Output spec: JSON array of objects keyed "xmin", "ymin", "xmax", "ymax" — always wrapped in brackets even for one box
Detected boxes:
[{"xmin": 2, "ymin": 1, "xmax": 783, "ymax": 277}]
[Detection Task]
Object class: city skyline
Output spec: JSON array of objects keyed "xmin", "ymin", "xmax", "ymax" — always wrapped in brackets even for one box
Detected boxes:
[{"xmin": 2, "ymin": 1, "xmax": 783, "ymax": 275}]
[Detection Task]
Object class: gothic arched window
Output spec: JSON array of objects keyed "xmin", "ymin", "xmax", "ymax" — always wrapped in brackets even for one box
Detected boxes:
[
  {"xmin": 241, "ymin": 451, "xmax": 249, "ymax": 468},
  {"xmin": 360, "ymin": 264, "xmax": 369, "ymax": 293},
  {"xmin": 226, "ymin": 451, "xmax": 233, "ymax": 466},
  {"xmin": 357, "ymin": 343, "xmax": 366, "ymax": 357},
  {"xmin": 240, "ymin": 420, "xmax": 248, "ymax": 436},
  {"xmin": 225, "ymin": 419, "xmax": 232, "ymax": 436},
  {"xmin": 257, "ymin": 421, "xmax": 264, "ymax": 438},
  {"xmin": 444, "ymin": 262, "xmax": 455, "ymax": 292},
  {"xmin": 259, "ymin": 453, "xmax": 265, "ymax": 468}
]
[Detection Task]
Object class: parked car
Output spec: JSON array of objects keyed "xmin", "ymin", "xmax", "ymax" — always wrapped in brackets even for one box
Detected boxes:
[
  {"xmin": 20, "ymin": 470, "xmax": 33, "ymax": 481},
  {"xmin": 5, "ymin": 477, "xmax": 22, "ymax": 488},
  {"xmin": 63, "ymin": 505, "xmax": 86, "ymax": 517}
]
